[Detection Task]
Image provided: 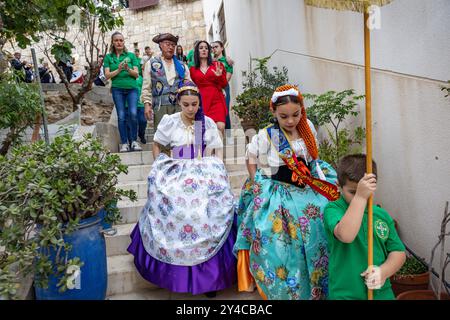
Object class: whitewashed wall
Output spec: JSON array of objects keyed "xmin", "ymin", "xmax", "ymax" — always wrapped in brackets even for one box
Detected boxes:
[{"xmin": 203, "ymin": 0, "xmax": 450, "ymax": 282}]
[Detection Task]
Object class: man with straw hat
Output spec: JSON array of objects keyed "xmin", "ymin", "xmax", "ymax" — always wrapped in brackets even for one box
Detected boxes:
[{"xmin": 141, "ymin": 33, "xmax": 190, "ymax": 131}]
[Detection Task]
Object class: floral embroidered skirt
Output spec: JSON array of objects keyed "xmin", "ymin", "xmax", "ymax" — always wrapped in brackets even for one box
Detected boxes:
[
  {"xmin": 233, "ymin": 160, "xmax": 337, "ymax": 300},
  {"xmin": 127, "ymin": 153, "xmax": 237, "ymax": 294}
]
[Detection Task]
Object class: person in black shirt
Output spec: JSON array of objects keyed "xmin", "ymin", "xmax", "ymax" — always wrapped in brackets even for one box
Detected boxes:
[
  {"xmin": 175, "ymin": 45, "xmax": 187, "ymax": 63},
  {"xmin": 58, "ymin": 57, "xmax": 73, "ymax": 83},
  {"xmin": 10, "ymin": 52, "xmax": 26, "ymax": 81},
  {"xmin": 39, "ymin": 62, "xmax": 56, "ymax": 83}
]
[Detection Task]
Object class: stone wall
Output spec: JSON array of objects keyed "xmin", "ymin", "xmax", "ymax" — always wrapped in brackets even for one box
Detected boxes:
[
  {"xmin": 42, "ymin": 84, "xmax": 114, "ymax": 126},
  {"xmin": 0, "ymin": 84, "xmax": 114, "ymax": 151},
  {"xmin": 120, "ymin": 0, "xmax": 206, "ymax": 51}
]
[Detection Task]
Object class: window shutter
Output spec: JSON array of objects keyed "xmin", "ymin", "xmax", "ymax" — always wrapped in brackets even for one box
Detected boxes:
[{"xmin": 128, "ymin": 0, "xmax": 160, "ymax": 10}]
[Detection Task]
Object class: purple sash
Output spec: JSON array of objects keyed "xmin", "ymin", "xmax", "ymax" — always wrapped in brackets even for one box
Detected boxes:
[{"xmin": 172, "ymin": 118, "xmax": 206, "ymax": 159}]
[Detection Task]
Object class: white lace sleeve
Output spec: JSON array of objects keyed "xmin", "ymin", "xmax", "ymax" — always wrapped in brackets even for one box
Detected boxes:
[
  {"xmin": 153, "ymin": 114, "xmax": 173, "ymax": 146},
  {"xmin": 204, "ymin": 117, "xmax": 223, "ymax": 149}
]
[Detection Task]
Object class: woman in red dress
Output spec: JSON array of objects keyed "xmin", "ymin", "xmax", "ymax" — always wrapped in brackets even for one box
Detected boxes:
[{"xmin": 190, "ymin": 40, "xmax": 228, "ymax": 137}]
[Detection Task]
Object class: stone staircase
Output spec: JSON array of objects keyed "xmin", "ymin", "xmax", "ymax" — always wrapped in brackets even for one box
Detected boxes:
[{"xmin": 105, "ymin": 129, "xmax": 261, "ymax": 300}]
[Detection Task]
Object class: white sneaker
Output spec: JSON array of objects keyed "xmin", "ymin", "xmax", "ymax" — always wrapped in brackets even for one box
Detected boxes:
[
  {"xmin": 131, "ymin": 141, "xmax": 142, "ymax": 151},
  {"xmin": 119, "ymin": 143, "xmax": 130, "ymax": 153}
]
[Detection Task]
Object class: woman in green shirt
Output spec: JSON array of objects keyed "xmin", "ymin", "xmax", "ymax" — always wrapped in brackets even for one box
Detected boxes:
[{"xmin": 104, "ymin": 31, "xmax": 141, "ymax": 152}]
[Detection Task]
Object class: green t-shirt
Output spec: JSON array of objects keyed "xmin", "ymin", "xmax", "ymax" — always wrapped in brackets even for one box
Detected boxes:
[
  {"xmin": 217, "ymin": 55, "xmax": 233, "ymax": 74},
  {"xmin": 136, "ymin": 75, "xmax": 144, "ymax": 108},
  {"xmin": 186, "ymin": 49, "xmax": 195, "ymax": 68},
  {"xmin": 323, "ymin": 196, "xmax": 405, "ymax": 300},
  {"xmin": 136, "ymin": 57, "xmax": 143, "ymax": 77},
  {"xmin": 103, "ymin": 51, "xmax": 139, "ymax": 89}
]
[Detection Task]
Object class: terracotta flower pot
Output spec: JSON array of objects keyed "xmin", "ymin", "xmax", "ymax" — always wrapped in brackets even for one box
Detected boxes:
[
  {"xmin": 239, "ymin": 119, "xmax": 257, "ymax": 144},
  {"xmin": 240, "ymin": 119, "xmax": 257, "ymax": 133},
  {"xmin": 390, "ymin": 272, "xmax": 430, "ymax": 296},
  {"xmin": 396, "ymin": 290, "xmax": 450, "ymax": 300}
]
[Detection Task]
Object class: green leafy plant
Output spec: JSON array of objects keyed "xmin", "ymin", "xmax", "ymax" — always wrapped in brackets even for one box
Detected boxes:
[
  {"xmin": 396, "ymin": 255, "xmax": 428, "ymax": 276},
  {"xmin": 232, "ymin": 55, "xmax": 289, "ymax": 130},
  {"xmin": 304, "ymin": 90, "xmax": 365, "ymax": 168},
  {"xmin": 0, "ymin": 73, "xmax": 43, "ymax": 155},
  {"xmin": 0, "ymin": 133, "xmax": 136, "ymax": 299},
  {"xmin": 0, "ymin": 1, "xmax": 125, "ymax": 110}
]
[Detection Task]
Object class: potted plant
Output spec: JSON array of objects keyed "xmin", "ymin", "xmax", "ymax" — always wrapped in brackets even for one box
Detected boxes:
[
  {"xmin": 232, "ymin": 55, "xmax": 289, "ymax": 135},
  {"xmin": 0, "ymin": 132, "xmax": 136, "ymax": 300},
  {"xmin": 390, "ymin": 254, "xmax": 430, "ymax": 296},
  {"xmin": 396, "ymin": 201, "xmax": 450, "ymax": 300}
]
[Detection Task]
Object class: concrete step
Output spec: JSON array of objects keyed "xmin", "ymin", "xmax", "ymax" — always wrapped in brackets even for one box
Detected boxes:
[
  {"xmin": 106, "ymin": 223, "xmax": 134, "ymax": 257},
  {"xmin": 117, "ymin": 198, "xmax": 147, "ymax": 224},
  {"xmin": 228, "ymin": 170, "xmax": 249, "ymax": 191},
  {"xmin": 224, "ymin": 156, "xmax": 247, "ymax": 172},
  {"xmin": 107, "ymin": 254, "xmax": 158, "ymax": 296},
  {"xmin": 107, "ymin": 287, "xmax": 171, "ymax": 300},
  {"xmin": 107, "ymin": 285, "xmax": 262, "ymax": 300},
  {"xmin": 117, "ymin": 181, "xmax": 148, "ymax": 199},
  {"xmin": 118, "ymin": 164, "xmax": 151, "ymax": 183},
  {"xmin": 116, "ymin": 151, "xmax": 154, "ymax": 166},
  {"xmin": 117, "ymin": 171, "xmax": 248, "ymax": 199}
]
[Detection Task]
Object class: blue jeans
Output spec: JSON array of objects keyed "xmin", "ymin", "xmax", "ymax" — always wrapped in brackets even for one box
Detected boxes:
[
  {"xmin": 112, "ymin": 87, "xmax": 138, "ymax": 144},
  {"xmin": 127, "ymin": 108, "xmax": 147, "ymax": 142},
  {"xmin": 137, "ymin": 108, "xmax": 147, "ymax": 139}
]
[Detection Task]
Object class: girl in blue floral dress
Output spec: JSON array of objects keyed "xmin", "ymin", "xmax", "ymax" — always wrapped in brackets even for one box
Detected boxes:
[
  {"xmin": 128, "ymin": 81, "xmax": 236, "ymax": 296},
  {"xmin": 234, "ymin": 84, "xmax": 339, "ymax": 300}
]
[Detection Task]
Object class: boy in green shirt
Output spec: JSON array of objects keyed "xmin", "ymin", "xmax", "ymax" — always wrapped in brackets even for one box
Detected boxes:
[{"xmin": 324, "ymin": 154, "xmax": 406, "ymax": 300}]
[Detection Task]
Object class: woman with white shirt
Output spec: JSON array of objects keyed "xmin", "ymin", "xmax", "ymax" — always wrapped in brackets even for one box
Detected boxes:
[
  {"xmin": 233, "ymin": 85, "xmax": 339, "ymax": 300},
  {"xmin": 127, "ymin": 81, "xmax": 236, "ymax": 298}
]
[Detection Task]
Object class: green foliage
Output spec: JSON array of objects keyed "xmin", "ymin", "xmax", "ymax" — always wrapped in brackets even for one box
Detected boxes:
[
  {"xmin": 396, "ymin": 255, "xmax": 428, "ymax": 276},
  {"xmin": 232, "ymin": 56, "xmax": 290, "ymax": 129},
  {"xmin": 304, "ymin": 90, "xmax": 365, "ymax": 168},
  {"xmin": 0, "ymin": 0, "xmax": 124, "ymax": 49},
  {"xmin": 0, "ymin": 74, "xmax": 42, "ymax": 155},
  {"xmin": 50, "ymin": 37, "xmax": 75, "ymax": 65},
  {"xmin": 47, "ymin": 1, "xmax": 124, "ymax": 63},
  {"xmin": 0, "ymin": 133, "xmax": 136, "ymax": 299}
]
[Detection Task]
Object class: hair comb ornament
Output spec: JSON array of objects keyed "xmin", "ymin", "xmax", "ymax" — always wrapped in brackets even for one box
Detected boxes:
[{"xmin": 176, "ymin": 86, "xmax": 199, "ymax": 94}]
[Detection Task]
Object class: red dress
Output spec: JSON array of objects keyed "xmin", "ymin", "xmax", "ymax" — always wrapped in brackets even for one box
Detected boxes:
[{"xmin": 190, "ymin": 62, "xmax": 228, "ymax": 123}]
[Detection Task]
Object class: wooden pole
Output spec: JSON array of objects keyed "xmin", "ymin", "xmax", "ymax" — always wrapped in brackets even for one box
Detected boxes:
[
  {"xmin": 364, "ymin": 9, "xmax": 374, "ymax": 300},
  {"xmin": 31, "ymin": 114, "xmax": 41, "ymax": 142}
]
